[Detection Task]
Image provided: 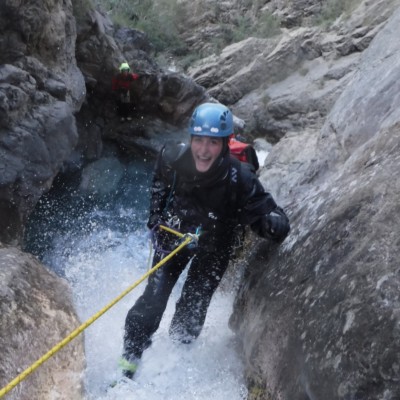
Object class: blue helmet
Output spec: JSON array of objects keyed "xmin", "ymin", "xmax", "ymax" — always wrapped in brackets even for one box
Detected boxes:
[{"xmin": 189, "ymin": 103, "xmax": 233, "ymax": 137}]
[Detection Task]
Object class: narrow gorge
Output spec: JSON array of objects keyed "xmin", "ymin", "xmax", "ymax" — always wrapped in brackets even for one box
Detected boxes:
[{"xmin": 1, "ymin": 0, "xmax": 400, "ymax": 399}]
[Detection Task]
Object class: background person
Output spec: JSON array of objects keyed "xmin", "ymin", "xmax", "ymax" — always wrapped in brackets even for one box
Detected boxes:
[
  {"xmin": 112, "ymin": 62, "xmax": 139, "ymax": 121},
  {"xmin": 121, "ymin": 102, "xmax": 290, "ymax": 378},
  {"xmin": 228, "ymin": 133, "xmax": 260, "ymax": 171}
]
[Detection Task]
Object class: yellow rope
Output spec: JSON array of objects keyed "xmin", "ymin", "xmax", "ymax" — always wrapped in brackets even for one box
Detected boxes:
[
  {"xmin": 159, "ymin": 224, "xmax": 184, "ymax": 237},
  {"xmin": 0, "ymin": 226, "xmax": 194, "ymax": 398}
]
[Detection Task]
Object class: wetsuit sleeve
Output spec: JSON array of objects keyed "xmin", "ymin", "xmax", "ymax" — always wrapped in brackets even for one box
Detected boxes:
[
  {"xmin": 239, "ymin": 167, "xmax": 290, "ymax": 242},
  {"xmin": 147, "ymin": 148, "xmax": 171, "ymax": 229},
  {"xmin": 147, "ymin": 141, "xmax": 186, "ymax": 229}
]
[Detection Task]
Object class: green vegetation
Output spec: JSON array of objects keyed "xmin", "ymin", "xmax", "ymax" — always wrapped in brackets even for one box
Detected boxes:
[
  {"xmin": 315, "ymin": 0, "xmax": 362, "ymax": 26},
  {"xmin": 92, "ymin": 0, "xmax": 281, "ymax": 65},
  {"xmin": 253, "ymin": 12, "xmax": 281, "ymax": 38},
  {"xmin": 222, "ymin": 13, "xmax": 280, "ymax": 45},
  {"xmin": 71, "ymin": 0, "xmax": 365, "ymax": 72},
  {"xmin": 94, "ymin": 0, "xmax": 186, "ymax": 55},
  {"xmin": 209, "ymin": 12, "xmax": 281, "ymax": 56},
  {"xmin": 178, "ymin": 53, "xmax": 204, "ymax": 71},
  {"xmin": 71, "ymin": 0, "xmax": 94, "ymax": 23},
  {"xmin": 261, "ymin": 94, "xmax": 271, "ymax": 107},
  {"xmin": 299, "ymin": 67, "xmax": 309, "ymax": 76}
]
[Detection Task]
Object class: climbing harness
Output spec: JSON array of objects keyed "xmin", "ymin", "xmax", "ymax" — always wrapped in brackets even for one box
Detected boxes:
[{"xmin": 0, "ymin": 225, "xmax": 198, "ymax": 399}]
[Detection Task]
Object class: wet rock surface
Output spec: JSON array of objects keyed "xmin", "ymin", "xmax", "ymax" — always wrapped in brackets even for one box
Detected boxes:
[{"xmin": 2, "ymin": 0, "xmax": 400, "ymax": 398}]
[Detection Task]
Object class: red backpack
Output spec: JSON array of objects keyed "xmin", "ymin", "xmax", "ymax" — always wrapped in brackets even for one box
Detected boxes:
[{"xmin": 229, "ymin": 137, "xmax": 259, "ymax": 171}]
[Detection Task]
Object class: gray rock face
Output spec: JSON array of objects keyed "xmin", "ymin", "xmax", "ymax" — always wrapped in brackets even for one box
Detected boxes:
[
  {"xmin": 0, "ymin": 0, "xmax": 85, "ymax": 244},
  {"xmin": 316, "ymin": 13, "xmax": 400, "ymax": 177},
  {"xmin": 0, "ymin": 0, "xmax": 214, "ymax": 246},
  {"xmin": 0, "ymin": 245, "xmax": 85, "ymax": 400},
  {"xmin": 230, "ymin": 6, "xmax": 400, "ymax": 399},
  {"xmin": 2, "ymin": 0, "xmax": 400, "ymax": 398},
  {"xmin": 187, "ymin": 0, "xmax": 399, "ymax": 142},
  {"xmin": 73, "ymin": 6, "xmax": 209, "ymax": 163}
]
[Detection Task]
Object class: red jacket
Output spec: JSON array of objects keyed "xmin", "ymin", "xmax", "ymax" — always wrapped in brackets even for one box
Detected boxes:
[{"xmin": 112, "ymin": 72, "xmax": 139, "ymax": 91}]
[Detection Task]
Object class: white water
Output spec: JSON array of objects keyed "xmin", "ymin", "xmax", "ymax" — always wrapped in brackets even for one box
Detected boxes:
[
  {"xmin": 24, "ymin": 155, "xmax": 248, "ymax": 399},
  {"xmin": 47, "ymin": 221, "xmax": 247, "ymax": 400}
]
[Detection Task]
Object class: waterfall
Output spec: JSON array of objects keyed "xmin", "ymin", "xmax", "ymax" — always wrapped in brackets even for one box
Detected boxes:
[{"xmin": 24, "ymin": 155, "xmax": 247, "ymax": 400}]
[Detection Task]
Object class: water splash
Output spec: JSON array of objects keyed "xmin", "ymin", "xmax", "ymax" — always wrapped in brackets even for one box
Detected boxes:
[
  {"xmin": 24, "ymin": 157, "xmax": 247, "ymax": 399},
  {"xmin": 61, "ymin": 227, "xmax": 247, "ymax": 400}
]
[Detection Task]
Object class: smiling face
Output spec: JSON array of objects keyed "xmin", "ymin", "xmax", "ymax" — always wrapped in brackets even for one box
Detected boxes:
[{"xmin": 190, "ymin": 135, "xmax": 224, "ymax": 172}]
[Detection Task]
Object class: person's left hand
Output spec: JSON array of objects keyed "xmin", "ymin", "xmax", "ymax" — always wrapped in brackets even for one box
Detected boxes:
[{"xmin": 264, "ymin": 211, "xmax": 290, "ymax": 241}]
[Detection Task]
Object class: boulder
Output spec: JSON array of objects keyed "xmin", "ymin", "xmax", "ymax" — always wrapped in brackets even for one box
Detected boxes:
[
  {"xmin": 230, "ymin": 6, "xmax": 400, "ymax": 399},
  {"xmin": 0, "ymin": 244, "xmax": 85, "ymax": 400},
  {"xmin": 0, "ymin": 0, "xmax": 85, "ymax": 245}
]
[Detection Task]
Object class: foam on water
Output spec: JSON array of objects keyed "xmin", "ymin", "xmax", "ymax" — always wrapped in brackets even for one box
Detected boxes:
[{"xmin": 55, "ymin": 225, "xmax": 247, "ymax": 400}]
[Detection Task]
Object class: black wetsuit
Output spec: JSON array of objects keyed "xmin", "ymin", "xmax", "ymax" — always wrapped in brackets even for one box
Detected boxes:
[{"xmin": 123, "ymin": 141, "xmax": 289, "ymax": 361}]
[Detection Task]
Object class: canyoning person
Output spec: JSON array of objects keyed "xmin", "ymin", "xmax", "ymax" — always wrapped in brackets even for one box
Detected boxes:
[
  {"xmin": 121, "ymin": 102, "xmax": 290, "ymax": 378},
  {"xmin": 112, "ymin": 62, "xmax": 139, "ymax": 122}
]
